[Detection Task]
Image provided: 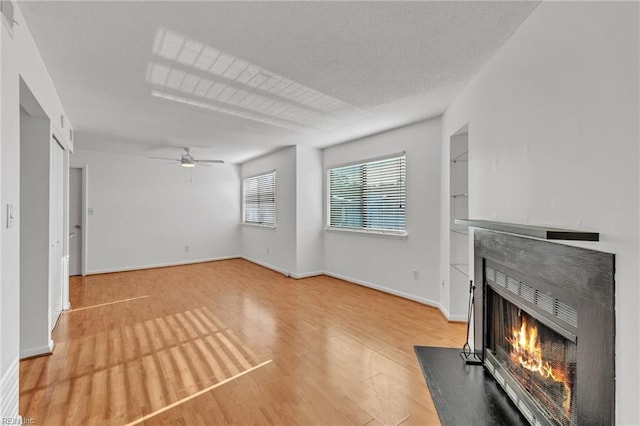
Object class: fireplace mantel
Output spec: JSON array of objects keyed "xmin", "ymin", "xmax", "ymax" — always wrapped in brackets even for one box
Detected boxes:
[{"xmin": 455, "ymin": 219, "xmax": 599, "ymax": 241}]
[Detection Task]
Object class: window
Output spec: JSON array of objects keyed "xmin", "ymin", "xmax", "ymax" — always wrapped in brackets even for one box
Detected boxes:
[
  {"xmin": 328, "ymin": 154, "xmax": 406, "ymax": 233},
  {"xmin": 243, "ymin": 171, "xmax": 276, "ymax": 226}
]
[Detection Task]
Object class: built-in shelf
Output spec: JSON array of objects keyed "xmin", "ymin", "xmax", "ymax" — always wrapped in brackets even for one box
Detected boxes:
[
  {"xmin": 454, "ymin": 219, "xmax": 599, "ymax": 241},
  {"xmin": 450, "ymin": 263, "xmax": 469, "ymax": 277},
  {"xmin": 448, "ymin": 131, "xmax": 469, "ymax": 319}
]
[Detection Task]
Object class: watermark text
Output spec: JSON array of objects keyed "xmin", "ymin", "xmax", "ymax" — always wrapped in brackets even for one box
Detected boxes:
[{"xmin": 1, "ymin": 416, "xmax": 35, "ymax": 425}]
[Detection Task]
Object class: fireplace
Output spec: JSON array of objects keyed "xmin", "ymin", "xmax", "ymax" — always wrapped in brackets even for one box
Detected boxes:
[
  {"xmin": 485, "ymin": 278, "xmax": 577, "ymax": 426},
  {"xmin": 473, "ymin": 229, "xmax": 615, "ymax": 425}
]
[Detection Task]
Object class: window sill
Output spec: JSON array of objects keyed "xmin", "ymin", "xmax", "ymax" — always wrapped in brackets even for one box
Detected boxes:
[
  {"xmin": 324, "ymin": 227, "xmax": 408, "ymax": 238},
  {"xmin": 242, "ymin": 223, "xmax": 277, "ymax": 229}
]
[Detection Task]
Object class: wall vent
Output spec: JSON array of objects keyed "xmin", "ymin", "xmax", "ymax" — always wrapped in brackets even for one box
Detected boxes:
[{"xmin": 485, "ymin": 265, "xmax": 578, "ymax": 328}]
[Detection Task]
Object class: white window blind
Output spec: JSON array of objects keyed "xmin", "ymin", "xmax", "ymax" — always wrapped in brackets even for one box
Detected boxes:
[
  {"xmin": 243, "ymin": 171, "xmax": 276, "ymax": 226},
  {"xmin": 328, "ymin": 155, "xmax": 406, "ymax": 233}
]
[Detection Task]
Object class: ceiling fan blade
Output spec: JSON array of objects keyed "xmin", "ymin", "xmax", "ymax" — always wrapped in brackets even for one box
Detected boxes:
[
  {"xmin": 196, "ymin": 159, "xmax": 225, "ymax": 164},
  {"xmin": 148, "ymin": 156, "xmax": 179, "ymax": 161}
]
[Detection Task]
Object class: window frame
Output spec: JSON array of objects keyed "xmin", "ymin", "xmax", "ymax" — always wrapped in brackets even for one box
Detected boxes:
[
  {"xmin": 242, "ymin": 170, "xmax": 277, "ymax": 228},
  {"xmin": 325, "ymin": 153, "xmax": 407, "ymax": 237}
]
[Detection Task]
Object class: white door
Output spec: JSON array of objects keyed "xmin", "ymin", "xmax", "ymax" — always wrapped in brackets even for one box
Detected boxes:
[
  {"xmin": 49, "ymin": 137, "xmax": 64, "ymax": 332},
  {"xmin": 69, "ymin": 168, "xmax": 82, "ymax": 276}
]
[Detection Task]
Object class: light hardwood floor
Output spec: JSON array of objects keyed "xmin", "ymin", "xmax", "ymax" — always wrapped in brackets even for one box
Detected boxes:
[{"xmin": 20, "ymin": 259, "xmax": 466, "ymax": 425}]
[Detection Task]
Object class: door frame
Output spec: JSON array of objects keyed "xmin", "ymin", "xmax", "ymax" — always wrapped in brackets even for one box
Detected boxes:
[
  {"xmin": 50, "ymin": 125, "xmax": 71, "ymax": 318},
  {"xmin": 51, "ymin": 125, "xmax": 72, "ymax": 313},
  {"xmin": 69, "ymin": 163, "xmax": 88, "ymax": 277},
  {"xmin": 50, "ymin": 133, "xmax": 65, "ymax": 331}
]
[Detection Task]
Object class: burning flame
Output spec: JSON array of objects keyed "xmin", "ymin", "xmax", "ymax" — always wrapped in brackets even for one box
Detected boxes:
[{"xmin": 507, "ymin": 316, "xmax": 572, "ymax": 418}]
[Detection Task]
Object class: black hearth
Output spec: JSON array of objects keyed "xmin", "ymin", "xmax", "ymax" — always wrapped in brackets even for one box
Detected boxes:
[{"xmin": 473, "ymin": 229, "xmax": 615, "ymax": 425}]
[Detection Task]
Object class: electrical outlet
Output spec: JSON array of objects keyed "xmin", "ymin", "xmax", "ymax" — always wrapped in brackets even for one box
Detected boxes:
[
  {"xmin": 184, "ymin": 245, "xmax": 190, "ymax": 252},
  {"xmin": 266, "ymin": 248, "xmax": 270, "ymax": 255},
  {"xmin": 441, "ymin": 280, "xmax": 446, "ymax": 287},
  {"xmin": 88, "ymin": 207, "xmax": 95, "ymax": 216},
  {"xmin": 413, "ymin": 270, "xmax": 419, "ymax": 280}
]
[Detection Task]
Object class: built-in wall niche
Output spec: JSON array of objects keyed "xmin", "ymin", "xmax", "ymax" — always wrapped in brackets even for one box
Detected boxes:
[{"xmin": 449, "ymin": 128, "xmax": 469, "ymax": 318}]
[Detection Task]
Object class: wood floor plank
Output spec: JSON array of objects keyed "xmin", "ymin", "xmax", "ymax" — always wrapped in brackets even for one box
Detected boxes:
[{"xmin": 20, "ymin": 259, "xmax": 465, "ymax": 425}]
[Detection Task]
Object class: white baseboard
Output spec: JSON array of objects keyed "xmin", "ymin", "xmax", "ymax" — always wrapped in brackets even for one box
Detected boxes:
[
  {"xmin": 290, "ymin": 270, "xmax": 324, "ymax": 279},
  {"xmin": 0, "ymin": 356, "xmax": 19, "ymax": 418},
  {"xmin": 242, "ymin": 260, "xmax": 451, "ymax": 312},
  {"xmin": 240, "ymin": 257, "xmax": 323, "ymax": 280},
  {"xmin": 241, "ymin": 256, "xmax": 291, "ymax": 277},
  {"xmin": 447, "ymin": 313, "xmax": 468, "ymax": 322},
  {"xmin": 437, "ymin": 303, "xmax": 450, "ymax": 321},
  {"xmin": 437, "ymin": 303, "xmax": 468, "ymax": 322},
  {"xmin": 20, "ymin": 340, "xmax": 54, "ymax": 359},
  {"xmin": 86, "ymin": 256, "xmax": 240, "ymax": 275},
  {"xmin": 322, "ymin": 270, "xmax": 441, "ymax": 309}
]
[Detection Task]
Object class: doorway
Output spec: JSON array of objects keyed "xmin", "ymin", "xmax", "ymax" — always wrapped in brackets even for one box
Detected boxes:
[
  {"xmin": 19, "ymin": 79, "xmax": 68, "ymax": 357},
  {"xmin": 69, "ymin": 167, "xmax": 85, "ymax": 276}
]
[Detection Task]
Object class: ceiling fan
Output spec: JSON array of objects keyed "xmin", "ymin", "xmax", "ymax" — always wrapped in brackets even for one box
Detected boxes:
[{"xmin": 148, "ymin": 147, "xmax": 224, "ymax": 168}]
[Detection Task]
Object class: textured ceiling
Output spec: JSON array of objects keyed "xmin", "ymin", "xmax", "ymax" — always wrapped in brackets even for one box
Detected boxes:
[{"xmin": 20, "ymin": 1, "xmax": 539, "ymax": 163}]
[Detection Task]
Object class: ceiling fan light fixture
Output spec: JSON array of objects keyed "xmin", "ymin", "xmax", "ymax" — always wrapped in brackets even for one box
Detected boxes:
[{"xmin": 149, "ymin": 147, "xmax": 221, "ymax": 167}]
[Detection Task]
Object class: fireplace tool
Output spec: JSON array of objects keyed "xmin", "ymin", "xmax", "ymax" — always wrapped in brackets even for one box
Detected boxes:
[{"xmin": 460, "ymin": 279, "xmax": 483, "ymax": 365}]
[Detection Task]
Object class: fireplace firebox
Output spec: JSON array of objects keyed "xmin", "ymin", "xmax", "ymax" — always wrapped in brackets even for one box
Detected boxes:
[
  {"xmin": 473, "ymin": 229, "xmax": 615, "ymax": 425},
  {"xmin": 486, "ymin": 283, "xmax": 577, "ymax": 426}
]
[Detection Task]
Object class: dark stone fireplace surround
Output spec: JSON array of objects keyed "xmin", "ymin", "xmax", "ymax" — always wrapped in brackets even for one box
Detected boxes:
[{"xmin": 473, "ymin": 229, "xmax": 615, "ymax": 425}]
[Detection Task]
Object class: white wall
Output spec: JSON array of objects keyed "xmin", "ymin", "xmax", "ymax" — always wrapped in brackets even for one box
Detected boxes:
[
  {"xmin": 295, "ymin": 145, "xmax": 323, "ymax": 277},
  {"xmin": 0, "ymin": 20, "xmax": 4, "ymax": 415},
  {"xmin": 240, "ymin": 147, "xmax": 297, "ymax": 275},
  {"xmin": 441, "ymin": 2, "xmax": 639, "ymax": 422},
  {"xmin": 323, "ymin": 119, "xmax": 442, "ymax": 307},
  {"xmin": 19, "ymin": 108, "xmax": 51, "ymax": 357},
  {"xmin": 1, "ymin": 3, "xmax": 72, "ymax": 418},
  {"xmin": 71, "ymin": 148, "xmax": 241, "ymax": 273}
]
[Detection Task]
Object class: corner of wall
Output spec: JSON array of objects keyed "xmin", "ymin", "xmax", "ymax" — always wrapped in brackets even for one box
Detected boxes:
[
  {"xmin": 294, "ymin": 145, "xmax": 324, "ymax": 276},
  {"xmin": 240, "ymin": 147, "xmax": 298, "ymax": 275}
]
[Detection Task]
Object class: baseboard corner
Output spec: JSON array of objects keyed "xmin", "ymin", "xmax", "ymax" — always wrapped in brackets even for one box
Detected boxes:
[{"xmin": 20, "ymin": 343, "xmax": 54, "ymax": 360}]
